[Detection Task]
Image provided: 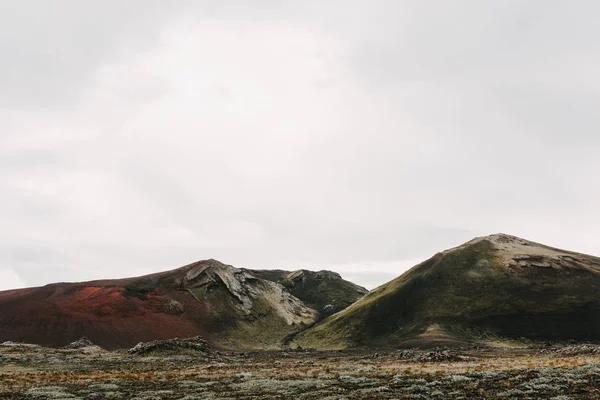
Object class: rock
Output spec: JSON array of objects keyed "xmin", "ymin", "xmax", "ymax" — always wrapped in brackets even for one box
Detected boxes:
[
  {"xmin": 540, "ymin": 344, "xmax": 600, "ymax": 356},
  {"xmin": 395, "ymin": 348, "xmax": 472, "ymax": 362},
  {"xmin": 395, "ymin": 349, "xmax": 417, "ymax": 360},
  {"xmin": 323, "ymin": 304, "xmax": 336, "ymax": 315},
  {"xmin": 1, "ymin": 341, "xmax": 22, "ymax": 346},
  {"xmin": 160, "ymin": 299, "xmax": 184, "ymax": 315},
  {"xmin": 415, "ymin": 348, "xmax": 472, "ymax": 362},
  {"xmin": 128, "ymin": 336, "xmax": 209, "ymax": 355},
  {"xmin": 64, "ymin": 337, "xmax": 96, "ymax": 349},
  {"xmin": 181, "ymin": 261, "xmax": 318, "ymax": 325}
]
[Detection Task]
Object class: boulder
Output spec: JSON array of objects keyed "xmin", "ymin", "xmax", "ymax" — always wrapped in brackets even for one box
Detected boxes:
[
  {"xmin": 128, "ymin": 336, "xmax": 209, "ymax": 355},
  {"xmin": 64, "ymin": 337, "xmax": 96, "ymax": 349}
]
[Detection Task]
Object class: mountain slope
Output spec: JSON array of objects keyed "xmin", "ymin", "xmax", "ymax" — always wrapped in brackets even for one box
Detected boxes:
[
  {"xmin": 294, "ymin": 234, "xmax": 600, "ymax": 349},
  {"xmin": 246, "ymin": 269, "xmax": 368, "ymax": 315},
  {"xmin": 0, "ymin": 260, "xmax": 331, "ymax": 350}
]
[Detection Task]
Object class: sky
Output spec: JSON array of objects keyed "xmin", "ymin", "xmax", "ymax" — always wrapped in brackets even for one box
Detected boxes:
[{"xmin": 1, "ymin": 0, "xmax": 600, "ymax": 291}]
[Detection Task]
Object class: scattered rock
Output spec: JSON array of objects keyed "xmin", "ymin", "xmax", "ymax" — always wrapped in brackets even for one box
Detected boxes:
[
  {"xmin": 1, "ymin": 341, "xmax": 40, "ymax": 348},
  {"xmin": 540, "ymin": 344, "xmax": 600, "ymax": 356},
  {"xmin": 395, "ymin": 348, "xmax": 472, "ymax": 362},
  {"xmin": 1, "ymin": 341, "xmax": 22, "ymax": 346},
  {"xmin": 395, "ymin": 349, "xmax": 418, "ymax": 360},
  {"xmin": 64, "ymin": 337, "xmax": 96, "ymax": 349},
  {"xmin": 415, "ymin": 348, "xmax": 472, "ymax": 362},
  {"xmin": 128, "ymin": 336, "xmax": 209, "ymax": 355}
]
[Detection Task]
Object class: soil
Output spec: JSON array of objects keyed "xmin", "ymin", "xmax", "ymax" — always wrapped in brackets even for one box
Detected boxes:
[{"xmin": 2, "ymin": 342, "xmax": 600, "ymax": 399}]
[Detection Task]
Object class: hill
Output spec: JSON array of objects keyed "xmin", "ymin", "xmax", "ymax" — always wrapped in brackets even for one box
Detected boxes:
[
  {"xmin": 246, "ymin": 269, "xmax": 368, "ymax": 315},
  {"xmin": 0, "ymin": 260, "xmax": 363, "ymax": 350},
  {"xmin": 294, "ymin": 234, "xmax": 600, "ymax": 349}
]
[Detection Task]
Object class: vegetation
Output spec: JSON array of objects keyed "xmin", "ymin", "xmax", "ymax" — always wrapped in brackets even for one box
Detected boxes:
[
  {"xmin": 295, "ymin": 235, "xmax": 600, "ymax": 349},
  {"xmin": 3, "ymin": 342, "xmax": 600, "ymax": 399},
  {"xmin": 247, "ymin": 269, "xmax": 368, "ymax": 315}
]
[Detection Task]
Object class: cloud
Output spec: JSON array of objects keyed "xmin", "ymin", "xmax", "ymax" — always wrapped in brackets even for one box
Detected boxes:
[
  {"xmin": 1, "ymin": 1, "xmax": 600, "ymax": 289},
  {"xmin": 0, "ymin": 269, "xmax": 27, "ymax": 291},
  {"xmin": 0, "ymin": 0, "xmax": 186, "ymax": 109}
]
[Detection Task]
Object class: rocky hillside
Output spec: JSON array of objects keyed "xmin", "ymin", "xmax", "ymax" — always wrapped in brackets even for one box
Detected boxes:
[
  {"xmin": 294, "ymin": 234, "xmax": 600, "ymax": 349},
  {"xmin": 246, "ymin": 269, "xmax": 368, "ymax": 315},
  {"xmin": 0, "ymin": 260, "xmax": 362, "ymax": 350}
]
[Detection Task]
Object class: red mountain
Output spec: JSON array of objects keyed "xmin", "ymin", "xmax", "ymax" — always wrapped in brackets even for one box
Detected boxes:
[{"xmin": 0, "ymin": 259, "xmax": 355, "ymax": 350}]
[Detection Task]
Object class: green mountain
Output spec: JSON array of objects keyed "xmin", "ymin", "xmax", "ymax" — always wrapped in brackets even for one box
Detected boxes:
[
  {"xmin": 246, "ymin": 269, "xmax": 368, "ymax": 316},
  {"xmin": 294, "ymin": 234, "xmax": 600, "ymax": 349}
]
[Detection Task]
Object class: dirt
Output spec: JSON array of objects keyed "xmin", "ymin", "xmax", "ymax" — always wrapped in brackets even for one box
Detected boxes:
[
  {"xmin": 2, "ymin": 343, "xmax": 600, "ymax": 399},
  {"xmin": 0, "ymin": 260, "xmax": 320, "ymax": 350}
]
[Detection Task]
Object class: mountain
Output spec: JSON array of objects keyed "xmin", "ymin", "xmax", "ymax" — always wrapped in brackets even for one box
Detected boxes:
[
  {"xmin": 0, "ymin": 260, "xmax": 363, "ymax": 350},
  {"xmin": 246, "ymin": 269, "xmax": 368, "ymax": 315},
  {"xmin": 294, "ymin": 234, "xmax": 600, "ymax": 349}
]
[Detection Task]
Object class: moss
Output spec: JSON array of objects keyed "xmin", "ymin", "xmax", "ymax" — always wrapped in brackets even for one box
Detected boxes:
[
  {"xmin": 188, "ymin": 278, "xmax": 314, "ymax": 350},
  {"xmin": 248, "ymin": 269, "xmax": 367, "ymax": 315},
  {"xmin": 296, "ymin": 239, "xmax": 600, "ymax": 349}
]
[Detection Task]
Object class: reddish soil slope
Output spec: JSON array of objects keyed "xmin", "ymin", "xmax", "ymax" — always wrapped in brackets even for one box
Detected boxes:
[{"xmin": 0, "ymin": 260, "xmax": 319, "ymax": 350}]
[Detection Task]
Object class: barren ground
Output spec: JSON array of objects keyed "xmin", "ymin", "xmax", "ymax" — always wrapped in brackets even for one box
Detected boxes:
[{"xmin": 1, "ymin": 343, "xmax": 600, "ymax": 399}]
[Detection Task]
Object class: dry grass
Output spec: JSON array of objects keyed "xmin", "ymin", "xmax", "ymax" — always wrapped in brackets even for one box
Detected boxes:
[{"xmin": 2, "ymin": 344, "xmax": 600, "ymax": 399}]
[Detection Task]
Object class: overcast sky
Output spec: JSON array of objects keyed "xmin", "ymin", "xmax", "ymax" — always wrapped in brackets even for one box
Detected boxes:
[{"xmin": 1, "ymin": 0, "xmax": 600, "ymax": 291}]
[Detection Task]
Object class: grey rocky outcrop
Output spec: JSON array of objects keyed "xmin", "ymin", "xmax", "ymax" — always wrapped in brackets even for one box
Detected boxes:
[
  {"xmin": 64, "ymin": 337, "xmax": 96, "ymax": 349},
  {"xmin": 128, "ymin": 336, "xmax": 209, "ymax": 355}
]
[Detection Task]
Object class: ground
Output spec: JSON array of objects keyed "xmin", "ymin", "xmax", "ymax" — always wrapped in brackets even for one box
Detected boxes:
[{"xmin": 2, "ymin": 344, "xmax": 600, "ymax": 399}]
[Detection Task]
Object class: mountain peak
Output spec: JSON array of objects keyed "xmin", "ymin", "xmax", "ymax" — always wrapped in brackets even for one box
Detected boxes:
[
  {"xmin": 459, "ymin": 233, "xmax": 529, "ymax": 247},
  {"xmin": 295, "ymin": 235, "xmax": 600, "ymax": 349},
  {"xmin": 446, "ymin": 233, "xmax": 572, "ymax": 261},
  {"xmin": 483, "ymin": 232, "xmax": 524, "ymax": 242},
  {"xmin": 0, "ymin": 259, "xmax": 369, "ymax": 350}
]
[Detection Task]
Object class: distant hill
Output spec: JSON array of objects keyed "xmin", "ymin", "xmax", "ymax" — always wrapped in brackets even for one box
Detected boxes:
[
  {"xmin": 294, "ymin": 234, "xmax": 600, "ymax": 349},
  {"xmin": 246, "ymin": 269, "xmax": 368, "ymax": 315},
  {"xmin": 0, "ymin": 260, "xmax": 364, "ymax": 350}
]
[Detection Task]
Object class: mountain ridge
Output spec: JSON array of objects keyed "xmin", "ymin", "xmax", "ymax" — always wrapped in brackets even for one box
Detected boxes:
[
  {"xmin": 0, "ymin": 259, "xmax": 364, "ymax": 350},
  {"xmin": 294, "ymin": 233, "xmax": 600, "ymax": 349},
  {"xmin": 4, "ymin": 233, "xmax": 600, "ymax": 351},
  {"xmin": 246, "ymin": 268, "xmax": 368, "ymax": 315}
]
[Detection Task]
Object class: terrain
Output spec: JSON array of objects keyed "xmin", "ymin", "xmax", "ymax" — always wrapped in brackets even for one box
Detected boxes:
[
  {"xmin": 295, "ymin": 233, "xmax": 600, "ymax": 349},
  {"xmin": 5, "ymin": 233, "xmax": 600, "ymax": 399},
  {"xmin": 247, "ymin": 269, "xmax": 368, "ymax": 315},
  {"xmin": 2, "ymin": 341, "xmax": 600, "ymax": 399},
  {"xmin": 0, "ymin": 259, "xmax": 364, "ymax": 350}
]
